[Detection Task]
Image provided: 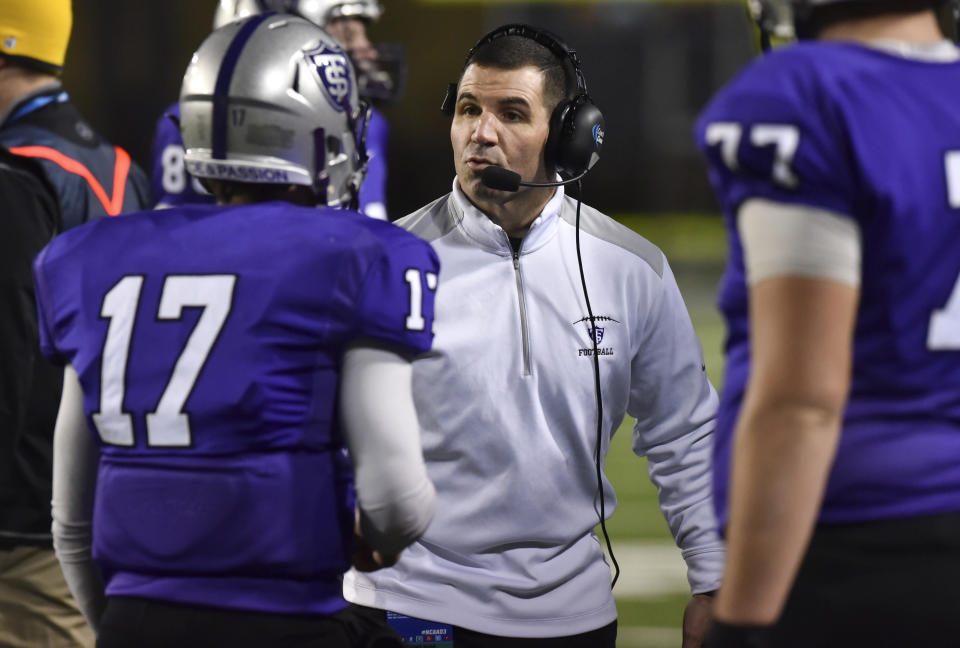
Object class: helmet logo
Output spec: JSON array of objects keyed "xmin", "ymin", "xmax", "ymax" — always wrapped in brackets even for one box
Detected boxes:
[{"xmin": 305, "ymin": 40, "xmax": 352, "ymax": 113}]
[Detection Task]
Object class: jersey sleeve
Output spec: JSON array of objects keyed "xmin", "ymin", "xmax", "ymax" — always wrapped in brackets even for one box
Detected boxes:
[
  {"xmin": 358, "ymin": 109, "xmax": 389, "ymax": 220},
  {"xmin": 353, "ymin": 232, "xmax": 439, "ymax": 356},
  {"xmin": 694, "ymin": 51, "xmax": 855, "ymax": 219}
]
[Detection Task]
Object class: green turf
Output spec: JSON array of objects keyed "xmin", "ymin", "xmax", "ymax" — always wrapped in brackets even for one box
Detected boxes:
[
  {"xmin": 614, "ymin": 214, "xmax": 727, "ymax": 264},
  {"xmin": 616, "ymin": 594, "xmax": 692, "ymax": 632},
  {"xmin": 602, "ymin": 214, "xmax": 727, "ymax": 641}
]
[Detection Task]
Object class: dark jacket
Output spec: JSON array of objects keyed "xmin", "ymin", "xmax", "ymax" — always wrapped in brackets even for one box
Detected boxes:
[
  {"xmin": 0, "ymin": 83, "xmax": 149, "ymax": 547},
  {"xmin": 0, "ymin": 148, "xmax": 63, "ymax": 548},
  {"xmin": 0, "ymin": 83, "xmax": 150, "ymax": 228}
]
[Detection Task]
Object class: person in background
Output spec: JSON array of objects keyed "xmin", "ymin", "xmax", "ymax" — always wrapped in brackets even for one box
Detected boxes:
[
  {"xmin": 345, "ymin": 23, "xmax": 723, "ymax": 648},
  {"xmin": 150, "ymin": 0, "xmax": 401, "ymax": 220},
  {"xmin": 0, "ymin": 1, "xmax": 149, "ymax": 645},
  {"xmin": 35, "ymin": 15, "xmax": 436, "ymax": 647},
  {"xmin": 696, "ymin": 1, "xmax": 960, "ymax": 646}
]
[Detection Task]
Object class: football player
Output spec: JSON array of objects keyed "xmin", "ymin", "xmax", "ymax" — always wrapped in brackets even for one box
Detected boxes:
[
  {"xmin": 697, "ymin": 1, "xmax": 960, "ymax": 646},
  {"xmin": 35, "ymin": 15, "xmax": 436, "ymax": 647},
  {"xmin": 150, "ymin": 0, "xmax": 400, "ymax": 220}
]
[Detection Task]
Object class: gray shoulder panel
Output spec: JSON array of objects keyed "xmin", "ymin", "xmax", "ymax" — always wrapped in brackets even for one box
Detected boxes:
[
  {"xmin": 559, "ymin": 197, "xmax": 664, "ymax": 277},
  {"xmin": 395, "ymin": 194, "xmax": 460, "ymax": 242}
]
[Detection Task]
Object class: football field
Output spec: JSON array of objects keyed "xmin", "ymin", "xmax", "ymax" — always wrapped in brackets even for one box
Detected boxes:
[{"xmin": 603, "ymin": 214, "xmax": 726, "ymax": 647}]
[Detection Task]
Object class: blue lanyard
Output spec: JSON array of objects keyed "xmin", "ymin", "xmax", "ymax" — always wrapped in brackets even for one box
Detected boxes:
[{"xmin": 7, "ymin": 91, "xmax": 69, "ymax": 124}]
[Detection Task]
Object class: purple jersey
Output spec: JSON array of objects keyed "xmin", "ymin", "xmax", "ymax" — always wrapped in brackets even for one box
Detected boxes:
[
  {"xmin": 150, "ymin": 102, "xmax": 390, "ymax": 217},
  {"xmin": 33, "ymin": 202, "xmax": 439, "ymax": 614},
  {"xmin": 358, "ymin": 107, "xmax": 389, "ymax": 219},
  {"xmin": 696, "ymin": 43, "xmax": 960, "ymax": 529},
  {"xmin": 149, "ymin": 103, "xmax": 215, "ymax": 208}
]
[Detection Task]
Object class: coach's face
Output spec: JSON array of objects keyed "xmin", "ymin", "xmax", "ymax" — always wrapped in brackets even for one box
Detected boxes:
[{"xmin": 451, "ymin": 63, "xmax": 553, "ymax": 215}]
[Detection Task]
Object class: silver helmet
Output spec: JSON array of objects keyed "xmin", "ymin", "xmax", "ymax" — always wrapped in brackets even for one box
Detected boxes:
[
  {"xmin": 747, "ymin": 0, "xmax": 798, "ymax": 42},
  {"xmin": 212, "ymin": 0, "xmax": 402, "ymax": 103},
  {"xmin": 749, "ymin": 0, "xmax": 958, "ymax": 46},
  {"xmin": 180, "ymin": 14, "xmax": 367, "ymax": 207},
  {"xmin": 213, "ymin": 0, "xmax": 382, "ymax": 30}
]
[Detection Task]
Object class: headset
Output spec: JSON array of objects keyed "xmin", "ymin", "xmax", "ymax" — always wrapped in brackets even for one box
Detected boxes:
[{"xmin": 440, "ymin": 23, "xmax": 605, "ymax": 181}]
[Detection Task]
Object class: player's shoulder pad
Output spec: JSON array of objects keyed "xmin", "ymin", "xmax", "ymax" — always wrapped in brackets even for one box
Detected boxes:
[
  {"xmin": 38, "ymin": 204, "xmax": 156, "ymax": 270},
  {"xmin": 155, "ymin": 101, "xmax": 182, "ymax": 131},
  {"xmin": 335, "ymin": 207, "xmax": 440, "ymax": 263},
  {"xmin": 697, "ymin": 41, "xmax": 872, "ymax": 133}
]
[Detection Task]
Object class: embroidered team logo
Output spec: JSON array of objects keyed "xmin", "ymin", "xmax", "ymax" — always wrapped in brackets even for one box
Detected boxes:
[
  {"xmin": 588, "ymin": 326, "xmax": 604, "ymax": 344},
  {"xmin": 305, "ymin": 41, "xmax": 352, "ymax": 113},
  {"xmin": 573, "ymin": 315, "xmax": 619, "ymax": 357}
]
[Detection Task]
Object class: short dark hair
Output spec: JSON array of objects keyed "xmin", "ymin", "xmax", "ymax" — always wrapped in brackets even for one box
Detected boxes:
[
  {"xmin": 801, "ymin": 0, "xmax": 949, "ymax": 38},
  {"xmin": 461, "ymin": 34, "xmax": 569, "ymax": 113},
  {"xmin": 201, "ymin": 179, "xmax": 316, "ymax": 206}
]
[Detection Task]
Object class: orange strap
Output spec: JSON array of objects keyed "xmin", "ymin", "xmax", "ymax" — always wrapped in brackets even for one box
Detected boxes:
[{"xmin": 9, "ymin": 145, "xmax": 131, "ymax": 216}]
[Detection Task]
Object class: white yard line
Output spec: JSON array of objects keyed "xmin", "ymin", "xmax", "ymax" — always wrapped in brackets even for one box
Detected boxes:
[{"xmin": 606, "ymin": 541, "xmax": 688, "ymax": 597}]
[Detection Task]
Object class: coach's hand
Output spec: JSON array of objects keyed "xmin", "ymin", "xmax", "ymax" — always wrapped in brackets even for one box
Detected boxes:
[
  {"xmin": 682, "ymin": 592, "xmax": 715, "ymax": 648},
  {"xmin": 352, "ymin": 534, "xmax": 401, "ymax": 571}
]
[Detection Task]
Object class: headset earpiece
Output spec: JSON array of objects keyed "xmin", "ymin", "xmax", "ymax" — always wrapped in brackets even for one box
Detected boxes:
[
  {"xmin": 443, "ymin": 24, "xmax": 604, "ymax": 179},
  {"xmin": 547, "ymin": 94, "xmax": 604, "ymax": 180}
]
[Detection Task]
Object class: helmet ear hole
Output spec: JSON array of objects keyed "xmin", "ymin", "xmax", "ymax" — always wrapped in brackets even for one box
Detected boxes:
[{"xmin": 326, "ymin": 134, "xmax": 342, "ymax": 158}]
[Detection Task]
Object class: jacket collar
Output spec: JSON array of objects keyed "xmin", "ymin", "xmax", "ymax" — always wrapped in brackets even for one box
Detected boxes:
[{"xmin": 450, "ymin": 177, "xmax": 564, "ymax": 256}]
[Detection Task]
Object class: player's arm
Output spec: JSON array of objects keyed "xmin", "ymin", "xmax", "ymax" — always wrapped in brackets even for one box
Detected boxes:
[
  {"xmin": 713, "ymin": 199, "xmax": 859, "ymax": 628},
  {"xmin": 340, "ymin": 343, "xmax": 436, "ymax": 569},
  {"xmin": 51, "ymin": 364, "xmax": 106, "ymax": 633}
]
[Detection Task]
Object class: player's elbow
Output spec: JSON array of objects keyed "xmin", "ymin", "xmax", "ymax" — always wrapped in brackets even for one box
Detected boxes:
[{"xmin": 358, "ymin": 475, "xmax": 436, "ymax": 556}]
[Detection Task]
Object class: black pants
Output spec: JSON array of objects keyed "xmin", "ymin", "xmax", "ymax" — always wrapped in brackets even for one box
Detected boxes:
[
  {"xmin": 769, "ymin": 511, "xmax": 960, "ymax": 648},
  {"xmin": 344, "ymin": 604, "xmax": 617, "ymax": 648},
  {"xmin": 97, "ymin": 596, "xmax": 403, "ymax": 648}
]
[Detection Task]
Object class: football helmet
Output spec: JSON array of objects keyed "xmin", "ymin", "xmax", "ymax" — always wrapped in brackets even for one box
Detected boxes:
[
  {"xmin": 180, "ymin": 14, "xmax": 367, "ymax": 207},
  {"xmin": 749, "ymin": 0, "xmax": 959, "ymax": 45},
  {"xmin": 213, "ymin": 0, "xmax": 382, "ymax": 30},
  {"xmin": 211, "ymin": 0, "xmax": 402, "ymax": 103}
]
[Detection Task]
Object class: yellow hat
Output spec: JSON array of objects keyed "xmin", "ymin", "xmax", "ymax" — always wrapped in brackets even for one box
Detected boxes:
[{"xmin": 0, "ymin": 0, "xmax": 72, "ymax": 70}]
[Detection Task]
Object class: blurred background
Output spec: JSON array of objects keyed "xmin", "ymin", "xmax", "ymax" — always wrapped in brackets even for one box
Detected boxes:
[
  {"xmin": 64, "ymin": 0, "xmax": 755, "ymax": 218},
  {"xmin": 63, "ymin": 1, "xmax": 756, "ymax": 646}
]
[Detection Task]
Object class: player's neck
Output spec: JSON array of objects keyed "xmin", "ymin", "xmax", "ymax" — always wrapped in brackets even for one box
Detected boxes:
[{"xmin": 818, "ymin": 9, "xmax": 944, "ymax": 45}]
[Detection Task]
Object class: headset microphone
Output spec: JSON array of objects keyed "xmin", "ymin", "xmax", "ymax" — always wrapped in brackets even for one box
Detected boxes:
[{"xmin": 480, "ymin": 166, "xmax": 589, "ymax": 192}]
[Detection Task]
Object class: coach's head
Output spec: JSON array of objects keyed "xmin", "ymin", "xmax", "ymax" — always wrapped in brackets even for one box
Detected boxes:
[{"xmin": 441, "ymin": 25, "xmax": 603, "ymax": 237}]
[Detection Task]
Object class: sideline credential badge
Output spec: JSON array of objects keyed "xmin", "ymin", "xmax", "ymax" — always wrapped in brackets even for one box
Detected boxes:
[{"xmin": 386, "ymin": 611, "xmax": 454, "ymax": 646}]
